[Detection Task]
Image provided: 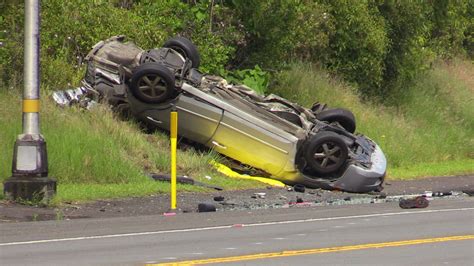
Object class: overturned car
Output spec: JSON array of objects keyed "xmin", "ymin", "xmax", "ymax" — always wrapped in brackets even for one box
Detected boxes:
[{"xmin": 54, "ymin": 36, "xmax": 386, "ymax": 193}]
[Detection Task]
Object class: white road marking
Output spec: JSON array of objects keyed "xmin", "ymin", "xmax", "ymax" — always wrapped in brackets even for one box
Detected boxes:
[
  {"xmin": 333, "ymin": 225, "xmax": 345, "ymax": 228},
  {"xmin": 252, "ymin": 242, "xmax": 263, "ymax": 245},
  {"xmin": 161, "ymin": 257, "xmax": 177, "ymax": 260},
  {"xmin": 296, "ymin": 233, "xmax": 307, "ymax": 236},
  {"xmin": 273, "ymin": 238, "xmax": 286, "ymax": 240},
  {"xmin": 318, "ymin": 229, "xmax": 329, "ymax": 232},
  {"xmin": 225, "ymin": 247, "xmax": 237, "ymax": 250},
  {"xmin": 190, "ymin": 252, "xmax": 204, "ymax": 255},
  {"xmin": 347, "ymin": 222, "xmax": 357, "ymax": 225},
  {"xmin": 1, "ymin": 207, "xmax": 473, "ymax": 247}
]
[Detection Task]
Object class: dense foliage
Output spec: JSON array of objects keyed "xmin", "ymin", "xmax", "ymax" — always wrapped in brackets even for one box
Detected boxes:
[{"xmin": 1, "ymin": 0, "xmax": 472, "ymax": 101}]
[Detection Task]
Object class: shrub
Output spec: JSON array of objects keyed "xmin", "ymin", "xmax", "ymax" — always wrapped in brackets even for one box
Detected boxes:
[
  {"xmin": 429, "ymin": 0, "xmax": 471, "ymax": 58},
  {"xmin": 0, "ymin": 0, "xmax": 243, "ymax": 89},
  {"xmin": 376, "ymin": 1, "xmax": 434, "ymax": 102},
  {"xmin": 229, "ymin": 0, "xmax": 332, "ymax": 68},
  {"xmin": 321, "ymin": 0, "xmax": 389, "ymax": 98}
]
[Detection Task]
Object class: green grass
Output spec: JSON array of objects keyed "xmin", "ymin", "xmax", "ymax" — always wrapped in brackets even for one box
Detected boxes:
[
  {"xmin": 0, "ymin": 90, "xmax": 263, "ymax": 203},
  {"xmin": 272, "ymin": 60, "xmax": 473, "ymax": 179}
]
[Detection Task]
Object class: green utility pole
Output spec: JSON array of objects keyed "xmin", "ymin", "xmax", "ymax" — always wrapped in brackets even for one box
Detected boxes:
[{"xmin": 3, "ymin": 0, "xmax": 56, "ymax": 202}]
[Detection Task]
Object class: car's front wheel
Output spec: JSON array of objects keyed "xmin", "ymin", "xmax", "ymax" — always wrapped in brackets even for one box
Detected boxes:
[
  {"xmin": 129, "ymin": 62, "xmax": 176, "ymax": 104},
  {"xmin": 304, "ymin": 131, "xmax": 348, "ymax": 175}
]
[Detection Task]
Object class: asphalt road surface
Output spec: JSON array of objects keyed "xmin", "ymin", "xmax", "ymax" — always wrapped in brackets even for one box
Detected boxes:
[{"xmin": 1, "ymin": 197, "xmax": 473, "ymax": 265}]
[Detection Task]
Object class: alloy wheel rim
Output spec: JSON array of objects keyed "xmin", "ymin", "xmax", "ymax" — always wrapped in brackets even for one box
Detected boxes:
[
  {"xmin": 138, "ymin": 74, "xmax": 167, "ymax": 99},
  {"xmin": 313, "ymin": 142, "xmax": 342, "ymax": 168}
]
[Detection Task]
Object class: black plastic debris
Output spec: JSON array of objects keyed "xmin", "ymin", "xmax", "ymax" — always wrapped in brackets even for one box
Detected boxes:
[
  {"xmin": 344, "ymin": 196, "xmax": 351, "ymax": 201},
  {"xmin": 463, "ymin": 190, "xmax": 474, "ymax": 196},
  {"xmin": 296, "ymin": 197, "xmax": 304, "ymax": 203},
  {"xmin": 214, "ymin": 196, "xmax": 225, "ymax": 202},
  {"xmin": 220, "ymin": 201, "xmax": 237, "ymax": 206},
  {"xmin": 198, "ymin": 203, "xmax": 216, "ymax": 212},
  {"xmin": 150, "ymin": 174, "xmax": 223, "ymax": 191},
  {"xmin": 432, "ymin": 191, "xmax": 452, "ymax": 197},
  {"xmin": 293, "ymin": 184, "xmax": 306, "ymax": 193},
  {"xmin": 399, "ymin": 196, "xmax": 429, "ymax": 209}
]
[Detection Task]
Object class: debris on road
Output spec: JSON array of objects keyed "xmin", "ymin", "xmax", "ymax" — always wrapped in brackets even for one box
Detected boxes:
[
  {"xmin": 399, "ymin": 196, "xmax": 429, "ymax": 209},
  {"xmin": 198, "ymin": 203, "xmax": 216, "ymax": 212},
  {"xmin": 293, "ymin": 184, "xmax": 305, "ymax": 193},
  {"xmin": 251, "ymin": 192, "xmax": 266, "ymax": 199},
  {"xmin": 432, "ymin": 191, "xmax": 453, "ymax": 197},
  {"xmin": 213, "ymin": 196, "xmax": 225, "ymax": 202},
  {"xmin": 149, "ymin": 173, "xmax": 223, "ymax": 191},
  {"xmin": 463, "ymin": 190, "xmax": 474, "ymax": 196}
]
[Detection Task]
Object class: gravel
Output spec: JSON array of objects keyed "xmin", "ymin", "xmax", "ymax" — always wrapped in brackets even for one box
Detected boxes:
[{"xmin": 0, "ymin": 175, "xmax": 472, "ymax": 223}]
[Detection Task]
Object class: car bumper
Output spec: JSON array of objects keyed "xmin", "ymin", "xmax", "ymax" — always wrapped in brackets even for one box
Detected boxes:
[{"xmin": 332, "ymin": 144, "xmax": 387, "ymax": 193}]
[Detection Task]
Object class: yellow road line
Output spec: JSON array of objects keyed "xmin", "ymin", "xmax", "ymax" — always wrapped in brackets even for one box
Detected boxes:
[{"xmin": 149, "ymin": 235, "xmax": 474, "ymax": 266}]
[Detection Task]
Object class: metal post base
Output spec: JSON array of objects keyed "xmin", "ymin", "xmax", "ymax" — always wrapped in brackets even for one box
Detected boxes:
[
  {"xmin": 11, "ymin": 134, "xmax": 48, "ymax": 177},
  {"xmin": 4, "ymin": 134, "xmax": 57, "ymax": 202},
  {"xmin": 3, "ymin": 177, "xmax": 57, "ymax": 202}
]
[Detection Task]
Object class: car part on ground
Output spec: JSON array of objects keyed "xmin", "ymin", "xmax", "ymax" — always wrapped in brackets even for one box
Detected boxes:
[
  {"xmin": 399, "ymin": 196, "xmax": 430, "ymax": 209},
  {"xmin": 293, "ymin": 184, "xmax": 306, "ymax": 193},
  {"xmin": 213, "ymin": 196, "xmax": 225, "ymax": 201},
  {"xmin": 198, "ymin": 202, "xmax": 216, "ymax": 212},
  {"xmin": 149, "ymin": 173, "xmax": 223, "ymax": 191},
  {"xmin": 52, "ymin": 35, "xmax": 387, "ymax": 193}
]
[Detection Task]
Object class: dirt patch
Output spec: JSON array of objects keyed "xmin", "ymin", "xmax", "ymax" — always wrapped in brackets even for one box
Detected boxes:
[{"xmin": 0, "ymin": 175, "xmax": 472, "ymax": 223}]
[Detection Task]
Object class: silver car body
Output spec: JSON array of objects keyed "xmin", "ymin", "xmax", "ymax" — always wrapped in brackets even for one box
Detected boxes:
[{"xmin": 63, "ymin": 36, "xmax": 387, "ymax": 193}]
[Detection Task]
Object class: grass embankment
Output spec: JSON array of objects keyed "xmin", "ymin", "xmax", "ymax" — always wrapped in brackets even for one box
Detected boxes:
[
  {"xmin": 1, "ymin": 60, "xmax": 472, "ymax": 203},
  {"xmin": 0, "ymin": 91, "xmax": 262, "ymax": 203},
  {"xmin": 272, "ymin": 60, "xmax": 473, "ymax": 179}
]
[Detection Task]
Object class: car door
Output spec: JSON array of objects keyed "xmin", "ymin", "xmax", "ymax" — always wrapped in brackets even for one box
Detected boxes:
[
  {"xmin": 208, "ymin": 110, "xmax": 294, "ymax": 176},
  {"xmin": 139, "ymin": 94, "xmax": 223, "ymax": 144}
]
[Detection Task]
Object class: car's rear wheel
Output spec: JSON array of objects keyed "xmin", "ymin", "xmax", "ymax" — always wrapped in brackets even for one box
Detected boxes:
[
  {"xmin": 129, "ymin": 62, "xmax": 176, "ymax": 104},
  {"xmin": 163, "ymin": 37, "xmax": 200, "ymax": 68},
  {"xmin": 315, "ymin": 108, "xmax": 356, "ymax": 133},
  {"xmin": 304, "ymin": 131, "xmax": 348, "ymax": 175}
]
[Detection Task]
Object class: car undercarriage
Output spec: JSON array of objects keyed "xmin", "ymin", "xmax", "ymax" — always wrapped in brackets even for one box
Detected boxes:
[{"xmin": 52, "ymin": 36, "xmax": 386, "ymax": 193}]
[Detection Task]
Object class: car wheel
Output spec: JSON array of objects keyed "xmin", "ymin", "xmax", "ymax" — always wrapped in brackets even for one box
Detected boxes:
[
  {"xmin": 163, "ymin": 37, "xmax": 200, "ymax": 68},
  {"xmin": 304, "ymin": 131, "xmax": 348, "ymax": 175},
  {"xmin": 315, "ymin": 108, "xmax": 356, "ymax": 133},
  {"xmin": 129, "ymin": 62, "xmax": 176, "ymax": 104}
]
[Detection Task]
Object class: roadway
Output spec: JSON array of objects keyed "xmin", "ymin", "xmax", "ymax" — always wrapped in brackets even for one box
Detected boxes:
[{"xmin": 0, "ymin": 197, "xmax": 473, "ymax": 265}]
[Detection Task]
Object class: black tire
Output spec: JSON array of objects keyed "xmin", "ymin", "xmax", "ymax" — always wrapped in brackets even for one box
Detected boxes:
[
  {"xmin": 304, "ymin": 131, "xmax": 348, "ymax": 175},
  {"xmin": 129, "ymin": 63, "xmax": 176, "ymax": 104},
  {"xmin": 198, "ymin": 203, "xmax": 216, "ymax": 212},
  {"xmin": 163, "ymin": 37, "xmax": 200, "ymax": 68},
  {"xmin": 315, "ymin": 108, "xmax": 356, "ymax": 133}
]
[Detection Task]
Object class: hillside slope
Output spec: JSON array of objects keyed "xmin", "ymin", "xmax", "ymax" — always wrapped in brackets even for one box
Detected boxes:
[{"xmin": 272, "ymin": 60, "xmax": 473, "ymax": 179}]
